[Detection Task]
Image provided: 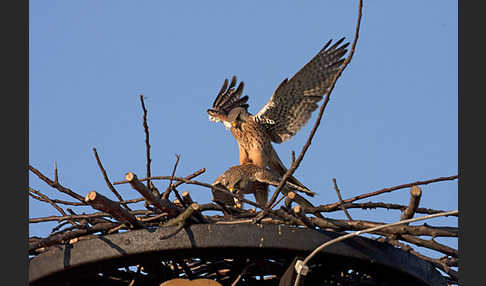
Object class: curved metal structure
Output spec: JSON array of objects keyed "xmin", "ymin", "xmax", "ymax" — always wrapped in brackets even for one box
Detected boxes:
[{"xmin": 29, "ymin": 224, "xmax": 446, "ymax": 285}]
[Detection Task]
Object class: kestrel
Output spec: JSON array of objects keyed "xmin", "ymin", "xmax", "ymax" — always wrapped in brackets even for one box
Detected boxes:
[
  {"xmin": 207, "ymin": 38, "xmax": 349, "ymax": 196},
  {"xmin": 212, "ymin": 163, "xmax": 316, "ymax": 209}
]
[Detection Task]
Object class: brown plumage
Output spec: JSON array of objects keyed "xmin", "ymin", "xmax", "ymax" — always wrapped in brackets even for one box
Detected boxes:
[
  {"xmin": 211, "ymin": 163, "xmax": 316, "ymax": 208},
  {"xmin": 208, "ymin": 38, "xmax": 349, "ymax": 197}
]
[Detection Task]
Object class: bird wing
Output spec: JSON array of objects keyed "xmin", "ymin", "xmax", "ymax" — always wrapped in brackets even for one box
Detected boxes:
[{"xmin": 255, "ymin": 38, "xmax": 349, "ymax": 143}]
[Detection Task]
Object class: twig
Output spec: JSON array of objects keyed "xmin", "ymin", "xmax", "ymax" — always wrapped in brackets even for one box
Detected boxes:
[
  {"xmin": 401, "ymin": 186, "xmax": 422, "ymax": 221},
  {"xmin": 93, "ymin": 147, "xmax": 132, "ymax": 211},
  {"xmin": 161, "ymin": 154, "xmax": 183, "ymax": 201},
  {"xmin": 269, "ymin": 193, "xmax": 287, "ymax": 209},
  {"xmin": 28, "ymin": 191, "xmax": 85, "ymax": 206},
  {"xmin": 309, "ymin": 216, "xmax": 457, "ymax": 237},
  {"xmin": 399, "ymin": 234, "xmax": 458, "ymax": 257},
  {"xmin": 125, "ymin": 172, "xmax": 182, "ymax": 217},
  {"xmin": 332, "ymin": 178, "xmax": 353, "ymax": 220},
  {"xmin": 321, "ymin": 175, "xmax": 458, "ymax": 210},
  {"xmin": 158, "ymin": 203, "xmax": 200, "ymax": 240},
  {"xmin": 54, "ymin": 160, "xmax": 58, "ymax": 183},
  {"xmin": 29, "ymin": 221, "xmax": 120, "ymax": 254},
  {"xmin": 29, "ymin": 187, "xmax": 77, "ymax": 226},
  {"xmin": 293, "ymin": 206, "xmax": 315, "ymax": 229},
  {"xmin": 266, "ymin": 0, "xmax": 362, "ymax": 209},
  {"xmin": 306, "ymin": 201, "xmax": 453, "ymax": 216},
  {"xmin": 113, "ymin": 167, "xmax": 206, "ymax": 186},
  {"xmin": 85, "ymin": 191, "xmax": 143, "ymax": 229},
  {"xmin": 29, "ymin": 209, "xmax": 156, "ymax": 224},
  {"xmin": 29, "ymin": 165, "xmax": 86, "ymax": 202},
  {"xmin": 379, "ymin": 237, "xmax": 458, "ymax": 282},
  {"xmin": 163, "ymin": 203, "xmax": 199, "ymax": 227},
  {"xmin": 50, "ymin": 221, "xmax": 70, "ymax": 234},
  {"xmin": 140, "ymin": 95, "xmax": 152, "ymax": 187},
  {"xmin": 182, "ymin": 191, "xmax": 207, "ymax": 223},
  {"xmin": 284, "ymin": 192, "xmax": 294, "ymax": 210},
  {"xmin": 293, "ymin": 210, "xmax": 458, "ymax": 286},
  {"xmin": 138, "ymin": 213, "xmax": 168, "ymax": 223}
]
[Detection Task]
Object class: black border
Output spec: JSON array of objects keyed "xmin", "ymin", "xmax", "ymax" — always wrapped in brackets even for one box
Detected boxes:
[
  {"xmin": 458, "ymin": 1, "xmax": 480, "ymax": 285},
  {"xmin": 1, "ymin": 0, "xmax": 28, "ymax": 284}
]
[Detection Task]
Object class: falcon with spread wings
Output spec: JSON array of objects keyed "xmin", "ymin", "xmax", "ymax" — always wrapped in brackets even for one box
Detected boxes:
[{"xmin": 208, "ymin": 38, "xmax": 349, "ymax": 196}]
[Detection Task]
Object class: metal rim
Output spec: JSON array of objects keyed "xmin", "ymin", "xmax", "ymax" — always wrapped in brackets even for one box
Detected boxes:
[{"xmin": 29, "ymin": 223, "xmax": 445, "ymax": 285}]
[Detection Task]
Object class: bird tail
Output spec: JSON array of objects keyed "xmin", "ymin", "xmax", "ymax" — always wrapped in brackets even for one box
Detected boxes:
[{"xmin": 267, "ymin": 146, "xmax": 316, "ymax": 197}]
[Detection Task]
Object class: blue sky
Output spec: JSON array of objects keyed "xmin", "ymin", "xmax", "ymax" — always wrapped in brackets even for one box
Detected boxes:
[{"xmin": 29, "ymin": 1, "xmax": 457, "ymax": 259}]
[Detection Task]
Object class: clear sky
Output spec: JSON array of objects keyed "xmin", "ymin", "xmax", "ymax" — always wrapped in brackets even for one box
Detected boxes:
[{"xmin": 29, "ymin": 0, "xmax": 457, "ymax": 259}]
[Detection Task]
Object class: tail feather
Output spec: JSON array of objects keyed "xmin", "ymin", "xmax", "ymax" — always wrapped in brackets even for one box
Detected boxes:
[{"xmin": 267, "ymin": 146, "xmax": 315, "ymax": 197}]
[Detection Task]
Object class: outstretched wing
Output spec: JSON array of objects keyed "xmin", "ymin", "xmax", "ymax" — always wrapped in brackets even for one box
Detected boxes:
[{"xmin": 255, "ymin": 38, "xmax": 349, "ymax": 143}]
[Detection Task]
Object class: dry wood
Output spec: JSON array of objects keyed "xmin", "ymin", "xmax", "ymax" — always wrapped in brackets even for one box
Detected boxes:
[
  {"xmin": 401, "ymin": 186, "xmax": 422, "ymax": 221},
  {"xmin": 114, "ymin": 168, "xmax": 206, "ymax": 186},
  {"xmin": 162, "ymin": 154, "xmax": 182, "ymax": 200},
  {"xmin": 399, "ymin": 234, "xmax": 458, "ymax": 257},
  {"xmin": 306, "ymin": 201, "xmax": 453, "ymax": 216},
  {"xmin": 54, "ymin": 160, "xmax": 59, "ymax": 183},
  {"xmin": 284, "ymin": 192, "xmax": 294, "ymax": 210},
  {"xmin": 380, "ymin": 237, "xmax": 458, "ymax": 281},
  {"xmin": 293, "ymin": 206, "xmax": 315, "ymax": 229},
  {"xmin": 173, "ymin": 199, "xmax": 184, "ymax": 208},
  {"xmin": 29, "ymin": 209, "xmax": 155, "ymax": 223},
  {"xmin": 163, "ymin": 203, "xmax": 200, "ymax": 227},
  {"xmin": 29, "ymin": 191, "xmax": 85, "ymax": 206},
  {"xmin": 182, "ymin": 191, "xmax": 208, "ymax": 223},
  {"xmin": 29, "ymin": 187, "xmax": 77, "ymax": 226},
  {"xmin": 92, "ymin": 147, "xmax": 132, "ymax": 211},
  {"xmin": 125, "ymin": 172, "xmax": 182, "ymax": 217},
  {"xmin": 309, "ymin": 217, "xmax": 457, "ymax": 237},
  {"xmin": 333, "ymin": 178, "xmax": 353, "ymax": 220},
  {"xmin": 29, "ymin": 221, "xmax": 120, "ymax": 254},
  {"xmin": 321, "ymin": 175, "xmax": 458, "ymax": 210},
  {"xmin": 181, "ymin": 191, "xmax": 194, "ymax": 206},
  {"xmin": 140, "ymin": 95, "xmax": 152, "ymax": 188},
  {"xmin": 85, "ymin": 191, "xmax": 143, "ymax": 229},
  {"xmin": 29, "ymin": 165, "xmax": 86, "ymax": 202}
]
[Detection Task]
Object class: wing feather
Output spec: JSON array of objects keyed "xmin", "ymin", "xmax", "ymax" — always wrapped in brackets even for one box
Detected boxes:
[{"xmin": 255, "ymin": 38, "xmax": 349, "ymax": 143}]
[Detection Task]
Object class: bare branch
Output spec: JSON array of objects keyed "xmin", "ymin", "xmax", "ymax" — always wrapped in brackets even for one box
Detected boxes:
[
  {"xmin": 93, "ymin": 147, "xmax": 132, "ymax": 211},
  {"xmin": 401, "ymin": 186, "xmax": 423, "ymax": 223},
  {"xmin": 29, "ymin": 165, "xmax": 86, "ymax": 202},
  {"xmin": 125, "ymin": 172, "xmax": 182, "ymax": 217},
  {"xmin": 333, "ymin": 178, "xmax": 353, "ymax": 220},
  {"xmin": 85, "ymin": 191, "xmax": 143, "ymax": 229},
  {"xmin": 161, "ymin": 154, "xmax": 183, "ymax": 201},
  {"xmin": 139, "ymin": 94, "xmax": 152, "ymax": 187},
  {"xmin": 29, "ymin": 187, "xmax": 77, "ymax": 226},
  {"xmin": 54, "ymin": 160, "xmax": 58, "ymax": 183},
  {"xmin": 321, "ymin": 175, "xmax": 458, "ymax": 210}
]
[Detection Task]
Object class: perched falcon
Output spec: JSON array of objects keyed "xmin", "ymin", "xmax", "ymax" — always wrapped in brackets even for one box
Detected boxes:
[
  {"xmin": 212, "ymin": 163, "xmax": 317, "ymax": 209},
  {"xmin": 207, "ymin": 38, "xmax": 349, "ymax": 196}
]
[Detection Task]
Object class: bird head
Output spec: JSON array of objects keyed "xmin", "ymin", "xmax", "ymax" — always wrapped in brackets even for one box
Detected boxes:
[{"xmin": 207, "ymin": 75, "xmax": 249, "ymax": 129}]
